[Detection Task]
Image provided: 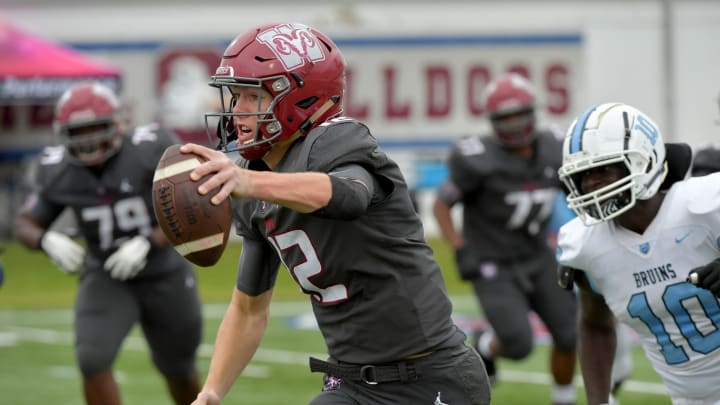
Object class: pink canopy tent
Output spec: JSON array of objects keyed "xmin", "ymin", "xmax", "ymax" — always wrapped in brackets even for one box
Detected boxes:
[
  {"xmin": 0, "ymin": 20, "xmax": 123, "ymax": 162},
  {"xmin": 0, "ymin": 20, "xmax": 122, "ymax": 104}
]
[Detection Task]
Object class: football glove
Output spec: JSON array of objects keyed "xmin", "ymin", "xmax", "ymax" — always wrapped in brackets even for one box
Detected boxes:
[
  {"xmin": 687, "ymin": 258, "xmax": 720, "ymax": 297},
  {"xmin": 455, "ymin": 244, "xmax": 479, "ymax": 280},
  {"xmin": 104, "ymin": 236, "xmax": 151, "ymax": 281},
  {"xmin": 40, "ymin": 231, "xmax": 85, "ymax": 274}
]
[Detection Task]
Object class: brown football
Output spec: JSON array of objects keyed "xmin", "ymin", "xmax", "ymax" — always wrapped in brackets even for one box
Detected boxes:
[{"xmin": 151, "ymin": 144, "xmax": 232, "ymax": 267}]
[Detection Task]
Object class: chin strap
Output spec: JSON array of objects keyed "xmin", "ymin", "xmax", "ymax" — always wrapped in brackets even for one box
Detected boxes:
[{"xmin": 298, "ymin": 98, "xmax": 339, "ymax": 135}]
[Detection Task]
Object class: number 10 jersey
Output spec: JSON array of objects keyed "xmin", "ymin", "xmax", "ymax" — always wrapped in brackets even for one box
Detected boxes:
[{"xmin": 557, "ymin": 173, "xmax": 720, "ymax": 401}]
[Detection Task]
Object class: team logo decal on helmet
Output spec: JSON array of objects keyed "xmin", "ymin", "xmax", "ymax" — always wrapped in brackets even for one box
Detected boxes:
[
  {"xmin": 257, "ymin": 23, "xmax": 326, "ymax": 71},
  {"xmin": 215, "ymin": 66, "xmax": 234, "ymax": 77}
]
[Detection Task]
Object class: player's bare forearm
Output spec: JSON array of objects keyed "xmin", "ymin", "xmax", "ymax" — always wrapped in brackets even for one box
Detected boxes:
[
  {"xmin": 577, "ymin": 283, "xmax": 615, "ymax": 328},
  {"xmin": 13, "ymin": 212, "xmax": 47, "ymax": 249},
  {"xmin": 578, "ymin": 287, "xmax": 616, "ymax": 404},
  {"xmin": 243, "ymin": 170, "xmax": 332, "ymax": 213},
  {"xmin": 432, "ymin": 199, "xmax": 464, "ymax": 249},
  {"xmin": 181, "ymin": 143, "xmax": 331, "ymax": 212},
  {"xmin": 202, "ymin": 288, "xmax": 271, "ymax": 399},
  {"xmin": 148, "ymin": 226, "xmax": 169, "ymax": 248},
  {"xmin": 579, "ymin": 321, "xmax": 616, "ymax": 404}
]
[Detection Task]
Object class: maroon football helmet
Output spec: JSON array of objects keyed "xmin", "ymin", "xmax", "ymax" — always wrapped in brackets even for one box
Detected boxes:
[
  {"xmin": 483, "ymin": 73, "xmax": 536, "ymax": 147},
  {"xmin": 54, "ymin": 82, "xmax": 123, "ymax": 166},
  {"xmin": 205, "ymin": 22, "xmax": 346, "ymax": 160}
]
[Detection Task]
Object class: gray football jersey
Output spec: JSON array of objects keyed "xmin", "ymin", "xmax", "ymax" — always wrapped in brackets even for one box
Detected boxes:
[
  {"xmin": 234, "ymin": 118, "xmax": 464, "ymax": 364},
  {"xmin": 442, "ymin": 131, "xmax": 563, "ymax": 261},
  {"xmin": 25, "ymin": 124, "xmax": 190, "ymax": 277}
]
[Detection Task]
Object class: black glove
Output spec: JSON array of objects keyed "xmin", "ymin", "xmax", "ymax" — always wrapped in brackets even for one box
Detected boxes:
[
  {"xmin": 455, "ymin": 245, "xmax": 479, "ymax": 281},
  {"xmin": 687, "ymin": 258, "xmax": 720, "ymax": 297}
]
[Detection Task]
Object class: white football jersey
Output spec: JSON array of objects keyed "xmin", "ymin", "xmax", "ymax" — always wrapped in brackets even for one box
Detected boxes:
[{"xmin": 558, "ymin": 173, "xmax": 720, "ymax": 401}]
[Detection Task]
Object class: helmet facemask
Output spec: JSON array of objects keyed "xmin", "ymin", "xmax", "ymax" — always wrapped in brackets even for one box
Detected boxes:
[
  {"xmin": 60, "ymin": 119, "xmax": 122, "ymax": 166},
  {"xmin": 560, "ymin": 157, "xmax": 637, "ymax": 225},
  {"xmin": 490, "ymin": 108, "xmax": 536, "ymax": 147},
  {"xmin": 206, "ymin": 76, "xmax": 289, "ymax": 161}
]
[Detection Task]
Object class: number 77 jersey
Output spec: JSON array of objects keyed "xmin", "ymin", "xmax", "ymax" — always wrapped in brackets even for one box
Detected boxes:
[
  {"xmin": 445, "ymin": 130, "xmax": 563, "ymax": 261},
  {"xmin": 557, "ymin": 173, "xmax": 720, "ymax": 401}
]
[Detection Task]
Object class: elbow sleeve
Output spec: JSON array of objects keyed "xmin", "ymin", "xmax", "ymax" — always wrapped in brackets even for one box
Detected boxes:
[{"xmin": 313, "ymin": 175, "xmax": 372, "ymax": 220}]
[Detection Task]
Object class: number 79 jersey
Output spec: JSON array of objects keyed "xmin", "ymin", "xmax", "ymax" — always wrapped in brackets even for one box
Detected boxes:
[
  {"xmin": 557, "ymin": 173, "xmax": 720, "ymax": 401},
  {"xmin": 24, "ymin": 124, "xmax": 186, "ymax": 276}
]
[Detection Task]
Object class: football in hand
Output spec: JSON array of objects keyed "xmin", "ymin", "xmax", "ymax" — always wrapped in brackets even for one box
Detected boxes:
[{"xmin": 152, "ymin": 144, "xmax": 232, "ymax": 267}]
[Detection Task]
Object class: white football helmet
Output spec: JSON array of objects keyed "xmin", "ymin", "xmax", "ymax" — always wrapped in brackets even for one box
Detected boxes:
[{"xmin": 558, "ymin": 102, "xmax": 668, "ymax": 225}]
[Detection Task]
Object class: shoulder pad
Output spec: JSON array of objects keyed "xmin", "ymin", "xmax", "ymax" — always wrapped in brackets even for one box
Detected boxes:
[
  {"xmin": 448, "ymin": 135, "xmax": 498, "ymax": 172},
  {"xmin": 128, "ymin": 124, "xmax": 180, "ymax": 147},
  {"xmin": 556, "ymin": 218, "xmax": 592, "ymax": 269},
  {"xmin": 37, "ymin": 145, "xmax": 67, "ymax": 167},
  {"xmin": 32, "ymin": 146, "xmax": 70, "ymax": 187},
  {"xmin": 445, "ymin": 135, "xmax": 500, "ymax": 191},
  {"xmin": 452, "ymin": 135, "xmax": 488, "ymax": 157},
  {"xmin": 128, "ymin": 123, "xmax": 159, "ymax": 145},
  {"xmin": 125, "ymin": 125, "xmax": 181, "ymax": 166},
  {"xmin": 303, "ymin": 119, "xmax": 385, "ymax": 172},
  {"xmin": 535, "ymin": 130, "xmax": 563, "ymax": 166},
  {"xmin": 685, "ymin": 173, "xmax": 720, "ymax": 214}
]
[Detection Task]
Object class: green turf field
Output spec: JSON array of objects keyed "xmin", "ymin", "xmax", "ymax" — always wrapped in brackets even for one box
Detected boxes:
[{"xmin": 0, "ymin": 239, "xmax": 671, "ymax": 404}]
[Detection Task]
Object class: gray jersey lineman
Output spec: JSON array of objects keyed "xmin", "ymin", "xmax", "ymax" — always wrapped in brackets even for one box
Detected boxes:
[
  {"xmin": 437, "ymin": 130, "xmax": 577, "ymax": 361},
  {"xmin": 234, "ymin": 119, "xmax": 491, "ymax": 405},
  {"xmin": 22, "ymin": 124, "xmax": 202, "ymax": 380}
]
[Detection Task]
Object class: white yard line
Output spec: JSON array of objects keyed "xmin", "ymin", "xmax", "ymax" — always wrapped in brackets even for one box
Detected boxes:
[
  {"xmin": 2, "ymin": 324, "xmax": 667, "ymax": 396},
  {"xmin": 0, "ymin": 295, "xmax": 480, "ymax": 324}
]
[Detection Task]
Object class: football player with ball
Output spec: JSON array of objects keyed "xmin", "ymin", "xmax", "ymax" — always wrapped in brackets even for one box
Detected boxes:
[
  {"xmin": 188, "ymin": 22, "xmax": 491, "ymax": 405},
  {"xmin": 13, "ymin": 82, "xmax": 202, "ymax": 405}
]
